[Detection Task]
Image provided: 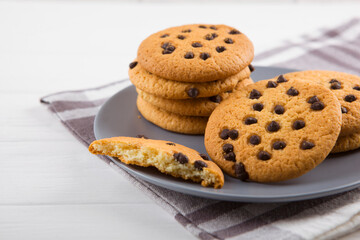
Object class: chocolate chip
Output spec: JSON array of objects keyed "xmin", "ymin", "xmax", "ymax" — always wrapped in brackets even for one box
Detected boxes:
[
  {"xmin": 162, "ymin": 44, "xmax": 175, "ymax": 54},
  {"xmin": 267, "ymin": 121, "xmax": 280, "ymax": 132},
  {"xmin": 187, "ymin": 88, "xmax": 199, "ymax": 98},
  {"xmin": 166, "ymin": 45, "xmax": 175, "ymax": 51},
  {"xmin": 345, "ymin": 94, "xmax": 357, "ymax": 102},
  {"xmin": 224, "ymin": 152, "xmax": 236, "ymax": 162},
  {"xmin": 199, "ymin": 25, "xmax": 207, "ymax": 28},
  {"xmin": 209, "ymin": 95, "xmax": 222, "ymax": 103},
  {"xmin": 184, "ymin": 52, "xmax": 194, "ymax": 59},
  {"xmin": 293, "ymin": 120, "xmax": 306, "ymax": 130},
  {"xmin": 161, "ymin": 42, "xmax": 170, "ymax": 49},
  {"xmin": 330, "ymin": 82, "xmax": 341, "ymax": 90},
  {"xmin": 234, "ymin": 163, "xmax": 249, "ymax": 181},
  {"xmin": 245, "ymin": 117, "xmax": 257, "ymax": 125},
  {"xmin": 160, "ymin": 34, "xmax": 169, "ymax": 38},
  {"xmin": 182, "ymin": 29, "xmax": 191, "ymax": 33},
  {"xmin": 220, "ymin": 129, "xmax": 230, "ymax": 139},
  {"xmin": 226, "ymin": 90, "xmax": 233, "ymax": 93},
  {"xmin": 307, "ymin": 96, "xmax": 320, "ymax": 104},
  {"xmin": 205, "ymin": 34, "xmax": 213, "ymax": 40},
  {"xmin": 249, "ymin": 89, "xmax": 262, "ymax": 99},
  {"xmin": 354, "ymin": 86, "xmax": 360, "ymax": 91},
  {"xmin": 273, "ymin": 141, "xmax": 286, "ymax": 150},
  {"xmin": 177, "ymin": 35, "xmax": 186, "ymax": 40},
  {"xmin": 173, "ymin": 152, "xmax": 189, "ymax": 164},
  {"xmin": 267, "ymin": 81, "xmax": 278, "ymax": 88},
  {"xmin": 311, "ymin": 101, "xmax": 325, "ymax": 110},
  {"xmin": 166, "ymin": 142, "xmax": 176, "ymax": 146},
  {"xmin": 194, "ymin": 160, "xmax": 207, "ymax": 170},
  {"xmin": 192, "ymin": 42, "xmax": 203, "ymax": 48},
  {"xmin": 216, "ymin": 46, "xmax": 226, "ymax": 53},
  {"xmin": 210, "ymin": 26, "xmax": 217, "ymax": 30},
  {"xmin": 329, "ymin": 79, "xmax": 340, "ymax": 84},
  {"xmin": 229, "ymin": 130, "xmax": 239, "ymax": 140},
  {"xmin": 205, "ymin": 33, "xmax": 218, "ymax": 40},
  {"xmin": 229, "ymin": 29, "xmax": 241, "ymax": 34},
  {"xmin": 300, "ymin": 141, "xmax": 315, "ymax": 150},
  {"xmin": 341, "ymin": 106, "xmax": 348, "ymax": 114},
  {"xmin": 253, "ymin": 103, "xmax": 264, "ymax": 111},
  {"xmin": 248, "ymin": 64, "xmax": 255, "ymax": 72},
  {"xmin": 274, "ymin": 105, "xmax": 285, "ymax": 114},
  {"xmin": 224, "ymin": 38, "xmax": 234, "ymax": 44},
  {"xmin": 249, "ymin": 135, "xmax": 261, "ymax": 145},
  {"xmin": 200, "ymin": 52, "xmax": 210, "ymax": 60},
  {"xmin": 277, "ymin": 75, "xmax": 288, "ymax": 83},
  {"xmin": 136, "ymin": 134, "xmax": 148, "ymax": 139},
  {"xmin": 222, "ymin": 143, "xmax": 234, "ymax": 153},
  {"xmin": 129, "ymin": 61, "xmax": 138, "ymax": 69},
  {"xmin": 287, "ymin": 87, "xmax": 299, "ymax": 96},
  {"xmin": 199, "ymin": 154, "xmax": 209, "ymax": 160},
  {"xmin": 258, "ymin": 151, "xmax": 271, "ymax": 160},
  {"xmin": 162, "ymin": 49, "xmax": 173, "ymax": 54}
]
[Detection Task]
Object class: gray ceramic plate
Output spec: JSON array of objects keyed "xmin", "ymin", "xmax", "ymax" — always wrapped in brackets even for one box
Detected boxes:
[{"xmin": 94, "ymin": 66, "xmax": 360, "ymax": 202}]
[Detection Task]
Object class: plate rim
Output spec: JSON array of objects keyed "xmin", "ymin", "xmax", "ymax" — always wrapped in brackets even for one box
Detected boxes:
[{"xmin": 106, "ymin": 155, "xmax": 360, "ymax": 202}]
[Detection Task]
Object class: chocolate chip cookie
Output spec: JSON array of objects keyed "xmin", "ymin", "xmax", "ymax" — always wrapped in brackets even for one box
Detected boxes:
[
  {"xmin": 136, "ymin": 78, "xmax": 253, "ymax": 116},
  {"xmin": 205, "ymin": 78, "xmax": 342, "ymax": 182},
  {"xmin": 137, "ymin": 24, "xmax": 254, "ymax": 82},
  {"xmin": 283, "ymin": 71, "xmax": 360, "ymax": 137},
  {"xmin": 89, "ymin": 137, "xmax": 224, "ymax": 188},
  {"xmin": 137, "ymin": 96, "xmax": 208, "ymax": 134},
  {"xmin": 129, "ymin": 60, "xmax": 251, "ymax": 99},
  {"xmin": 332, "ymin": 132, "xmax": 360, "ymax": 153},
  {"xmin": 282, "ymin": 71, "xmax": 360, "ymax": 153}
]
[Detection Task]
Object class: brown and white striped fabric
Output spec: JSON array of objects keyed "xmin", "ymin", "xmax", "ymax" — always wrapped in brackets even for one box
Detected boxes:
[{"xmin": 41, "ymin": 18, "xmax": 360, "ymax": 240}]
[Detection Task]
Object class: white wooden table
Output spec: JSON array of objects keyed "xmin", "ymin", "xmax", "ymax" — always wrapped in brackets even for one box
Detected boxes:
[{"xmin": 1, "ymin": 1, "xmax": 360, "ymax": 239}]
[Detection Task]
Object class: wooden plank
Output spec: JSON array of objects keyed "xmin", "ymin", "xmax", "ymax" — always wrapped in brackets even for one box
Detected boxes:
[
  {"xmin": 0, "ymin": 141, "xmax": 158, "ymax": 205},
  {"xmin": 0, "ymin": 205, "xmax": 194, "ymax": 240}
]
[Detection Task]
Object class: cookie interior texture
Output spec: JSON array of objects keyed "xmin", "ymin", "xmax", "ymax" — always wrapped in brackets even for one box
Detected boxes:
[{"xmin": 89, "ymin": 137, "xmax": 224, "ymax": 188}]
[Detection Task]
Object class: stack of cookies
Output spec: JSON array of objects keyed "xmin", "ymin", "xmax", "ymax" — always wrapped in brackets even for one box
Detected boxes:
[{"xmin": 128, "ymin": 24, "xmax": 254, "ymax": 134}]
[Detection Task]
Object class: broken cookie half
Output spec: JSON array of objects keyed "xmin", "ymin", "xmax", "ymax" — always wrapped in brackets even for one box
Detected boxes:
[{"xmin": 89, "ymin": 137, "xmax": 224, "ymax": 188}]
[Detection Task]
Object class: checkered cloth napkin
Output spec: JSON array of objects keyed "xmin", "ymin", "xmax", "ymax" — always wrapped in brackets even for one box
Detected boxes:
[{"xmin": 41, "ymin": 18, "xmax": 360, "ymax": 240}]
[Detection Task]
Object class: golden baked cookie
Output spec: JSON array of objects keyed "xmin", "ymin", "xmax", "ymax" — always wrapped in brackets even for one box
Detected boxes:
[
  {"xmin": 89, "ymin": 137, "xmax": 224, "ymax": 188},
  {"xmin": 136, "ymin": 78, "xmax": 253, "ymax": 117},
  {"xmin": 129, "ymin": 61, "xmax": 251, "ymax": 99},
  {"xmin": 331, "ymin": 132, "xmax": 360, "ymax": 153},
  {"xmin": 283, "ymin": 71, "xmax": 360, "ymax": 137},
  {"xmin": 137, "ymin": 24, "xmax": 254, "ymax": 82},
  {"xmin": 234, "ymin": 77, "xmax": 255, "ymax": 91},
  {"xmin": 137, "ymin": 96, "xmax": 208, "ymax": 134},
  {"xmin": 205, "ymin": 78, "xmax": 342, "ymax": 182}
]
